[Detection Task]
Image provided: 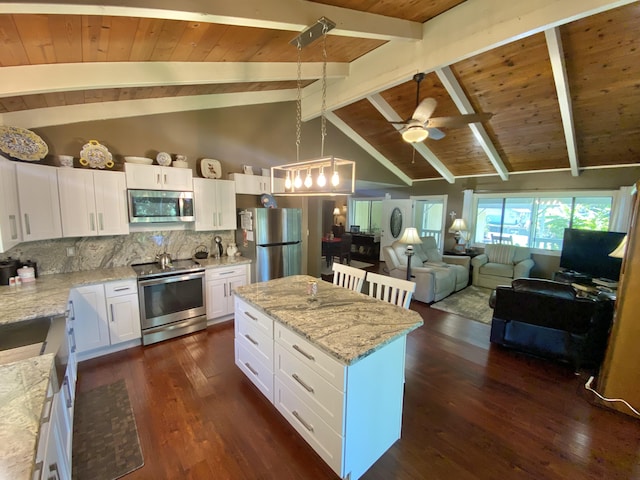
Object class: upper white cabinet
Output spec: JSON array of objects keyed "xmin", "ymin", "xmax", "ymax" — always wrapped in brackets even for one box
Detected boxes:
[
  {"xmin": 229, "ymin": 173, "xmax": 283, "ymax": 195},
  {"xmin": 58, "ymin": 169, "xmax": 129, "ymax": 238},
  {"xmin": 0, "ymin": 156, "xmax": 22, "ymax": 252},
  {"xmin": 193, "ymin": 178, "xmax": 237, "ymax": 231},
  {"xmin": 125, "ymin": 163, "xmax": 192, "ymax": 191},
  {"xmin": 16, "ymin": 162, "xmax": 62, "ymax": 242}
]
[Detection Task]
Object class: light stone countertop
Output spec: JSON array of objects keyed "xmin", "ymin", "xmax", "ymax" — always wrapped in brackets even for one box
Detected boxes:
[
  {"xmin": 233, "ymin": 275, "xmax": 424, "ymax": 365},
  {"xmin": 195, "ymin": 256, "xmax": 251, "ymax": 269},
  {"xmin": 0, "ymin": 353, "xmax": 55, "ymax": 480}
]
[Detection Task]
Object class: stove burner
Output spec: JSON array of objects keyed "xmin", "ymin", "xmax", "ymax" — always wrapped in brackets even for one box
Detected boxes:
[{"xmin": 131, "ymin": 259, "xmax": 204, "ymax": 279}]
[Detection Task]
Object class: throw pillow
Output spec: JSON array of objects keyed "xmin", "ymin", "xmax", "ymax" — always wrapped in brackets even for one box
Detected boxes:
[{"xmin": 486, "ymin": 244, "xmax": 516, "ymax": 264}]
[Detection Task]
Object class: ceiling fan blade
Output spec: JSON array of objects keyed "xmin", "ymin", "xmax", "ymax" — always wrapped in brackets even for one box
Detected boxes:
[
  {"xmin": 426, "ymin": 127, "xmax": 446, "ymax": 140},
  {"xmin": 427, "ymin": 112, "xmax": 493, "ymax": 128},
  {"xmin": 412, "ymin": 97, "xmax": 437, "ymax": 124}
]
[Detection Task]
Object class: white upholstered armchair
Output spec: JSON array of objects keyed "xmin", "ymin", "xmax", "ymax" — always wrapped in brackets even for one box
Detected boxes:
[
  {"xmin": 471, "ymin": 244, "xmax": 535, "ymax": 289},
  {"xmin": 382, "ymin": 237, "xmax": 470, "ymax": 303}
]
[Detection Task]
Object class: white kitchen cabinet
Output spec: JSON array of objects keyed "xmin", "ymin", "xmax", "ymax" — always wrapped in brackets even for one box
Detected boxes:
[
  {"xmin": 229, "ymin": 173, "xmax": 278, "ymax": 195},
  {"xmin": 58, "ymin": 169, "xmax": 129, "ymax": 237},
  {"xmin": 125, "ymin": 163, "xmax": 192, "ymax": 190},
  {"xmin": 34, "ymin": 379, "xmax": 71, "ymax": 480},
  {"xmin": 105, "ymin": 279, "xmax": 141, "ymax": 344},
  {"xmin": 205, "ymin": 264, "xmax": 248, "ymax": 320},
  {"xmin": 193, "ymin": 178, "xmax": 237, "ymax": 231},
  {"xmin": 16, "ymin": 162, "xmax": 62, "ymax": 242},
  {"xmin": 68, "ymin": 284, "xmax": 110, "ymax": 353},
  {"xmin": 68, "ymin": 280, "xmax": 140, "ymax": 356},
  {"xmin": 0, "ymin": 155, "xmax": 22, "ymax": 252}
]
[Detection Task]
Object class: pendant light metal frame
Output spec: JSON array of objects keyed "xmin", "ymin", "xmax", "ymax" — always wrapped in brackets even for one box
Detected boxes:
[{"xmin": 271, "ymin": 17, "xmax": 355, "ymax": 197}]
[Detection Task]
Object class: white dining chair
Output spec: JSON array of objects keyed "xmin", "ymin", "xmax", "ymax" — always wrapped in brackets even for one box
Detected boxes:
[
  {"xmin": 332, "ymin": 262, "xmax": 367, "ymax": 293},
  {"xmin": 365, "ymin": 272, "xmax": 415, "ymax": 309}
]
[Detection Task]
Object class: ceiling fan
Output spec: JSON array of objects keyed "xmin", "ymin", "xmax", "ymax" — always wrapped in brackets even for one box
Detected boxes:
[{"xmin": 392, "ymin": 73, "xmax": 493, "ymax": 143}]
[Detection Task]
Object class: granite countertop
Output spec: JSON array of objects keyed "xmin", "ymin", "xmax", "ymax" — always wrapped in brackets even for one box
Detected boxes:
[
  {"xmin": 233, "ymin": 275, "xmax": 423, "ymax": 365},
  {"xmin": 0, "ymin": 353, "xmax": 55, "ymax": 480},
  {"xmin": 197, "ymin": 256, "xmax": 251, "ymax": 268},
  {"xmin": 0, "ymin": 266, "xmax": 137, "ymax": 326}
]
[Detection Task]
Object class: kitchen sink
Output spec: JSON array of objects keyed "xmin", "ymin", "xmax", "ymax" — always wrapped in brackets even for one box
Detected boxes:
[
  {"xmin": 0, "ymin": 317, "xmax": 50, "ymax": 351},
  {"xmin": 0, "ymin": 317, "xmax": 67, "ymax": 373}
]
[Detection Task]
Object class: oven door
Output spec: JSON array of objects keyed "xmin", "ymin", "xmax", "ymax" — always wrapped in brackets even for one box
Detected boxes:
[{"xmin": 138, "ymin": 270, "xmax": 206, "ymax": 330}]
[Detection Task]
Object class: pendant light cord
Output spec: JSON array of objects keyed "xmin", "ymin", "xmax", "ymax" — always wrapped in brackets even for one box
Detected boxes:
[
  {"xmin": 320, "ymin": 22, "xmax": 328, "ymax": 158},
  {"xmin": 296, "ymin": 40, "xmax": 302, "ymax": 164}
]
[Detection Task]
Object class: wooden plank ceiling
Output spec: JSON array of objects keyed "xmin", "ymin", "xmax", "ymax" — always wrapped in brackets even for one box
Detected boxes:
[{"xmin": 0, "ymin": 0, "xmax": 639, "ymax": 184}]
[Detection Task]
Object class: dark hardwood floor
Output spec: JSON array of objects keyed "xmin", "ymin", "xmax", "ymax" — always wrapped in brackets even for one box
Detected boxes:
[{"xmin": 76, "ymin": 296, "xmax": 640, "ymax": 480}]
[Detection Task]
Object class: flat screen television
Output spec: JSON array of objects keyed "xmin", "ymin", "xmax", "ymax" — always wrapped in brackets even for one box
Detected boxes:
[{"xmin": 559, "ymin": 228, "xmax": 625, "ymax": 281}]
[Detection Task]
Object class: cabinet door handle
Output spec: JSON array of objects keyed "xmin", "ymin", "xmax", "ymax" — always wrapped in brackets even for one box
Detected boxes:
[
  {"xmin": 244, "ymin": 362, "xmax": 258, "ymax": 376},
  {"xmin": 244, "ymin": 334, "xmax": 258, "ymax": 345},
  {"xmin": 245, "ymin": 311, "xmax": 258, "ymax": 321},
  {"xmin": 292, "ymin": 344, "xmax": 315, "ymax": 361},
  {"xmin": 89, "ymin": 212, "xmax": 95, "ymax": 231},
  {"xmin": 98, "ymin": 212, "xmax": 104, "ymax": 231},
  {"xmin": 33, "ymin": 461, "xmax": 44, "ymax": 479},
  {"xmin": 63, "ymin": 375, "xmax": 72, "ymax": 409},
  {"xmin": 156, "ymin": 173, "xmax": 161, "ymax": 185},
  {"xmin": 68, "ymin": 300, "xmax": 75, "ymax": 321},
  {"xmin": 24, "ymin": 213, "xmax": 30, "ymax": 235},
  {"xmin": 292, "ymin": 411, "xmax": 314, "ymax": 432},
  {"xmin": 292, "ymin": 373, "xmax": 314, "ymax": 393},
  {"xmin": 69, "ymin": 327, "xmax": 77, "ymax": 353},
  {"xmin": 49, "ymin": 462, "xmax": 60, "ymax": 480},
  {"xmin": 9, "ymin": 214, "xmax": 17, "ymax": 239},
  {"xmin": 218, "ymin": 212, "xmax": 222, "ymax": 225},
  {"xmin": 110, "ymin": 304, "xmax": 115, "ymax": 322},
  {"xmin": 114, "ymin": 286, "xmax": 130, "ymax": 292},
  {"xmin": 41, "ymin": 393, "xmax": 54, "ymax": 423},
  {"xmin": 164, "ymin": 173, "xmax": 167, "ymax": 184}
]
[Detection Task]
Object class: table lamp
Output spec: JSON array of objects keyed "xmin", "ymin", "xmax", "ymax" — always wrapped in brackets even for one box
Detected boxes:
[
  {"xmin": 449, "ymin": 218, "xmax": 468, "ymax": 251},
  {"xmin": 609, "ymin": 234, "xmax": 627, "ymax": 258},
  {"xmin": 399, "ymin": 227, "xmax": 422, "ymax": 280}
]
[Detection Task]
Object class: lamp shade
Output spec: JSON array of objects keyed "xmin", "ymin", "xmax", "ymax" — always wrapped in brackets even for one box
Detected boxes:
[
  {"xmin": 609, "ymin": 234, "xmax": 628, "ymax": 258},
  {"xmin": 333, "ymin": 207, "xmax": 340, "ymax": 216},
  {"xmin": 449, "ymin": 218, "xmax": 468, "ymax": 233},
  {"xmin": 399, "ymin": 227, "xmax": 422, "ymax": 245}
]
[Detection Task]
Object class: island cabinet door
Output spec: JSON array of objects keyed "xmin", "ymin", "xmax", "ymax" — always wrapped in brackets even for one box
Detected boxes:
[{"xmin": 68, "ymin": 284, "xmax": 109, "ymax": 353}]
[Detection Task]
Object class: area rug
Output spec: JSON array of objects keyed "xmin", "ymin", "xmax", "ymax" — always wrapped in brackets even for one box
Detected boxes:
[
  {"xmin": 320, "ymin": 259, "xmax": 374, "ymax": 276},
  {"xmin": 430, "ymin": 285, "xmax": 494, "ymax": 324},
  {"xmin": 72, "ymin": 379, "xmax": 144, "ymax": 480}
]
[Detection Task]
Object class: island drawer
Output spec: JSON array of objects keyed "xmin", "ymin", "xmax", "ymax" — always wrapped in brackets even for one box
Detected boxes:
[
  {"xmin": 235, "ymin": 339, "xmax": 274, "ymax": 403},
  {"xmin": 235, "ymin": 298, "xmax": 273, "ymax": 337},
  {"xmin": 274, "ymin": 378, "xmax": 343, "ymax": 476},
  {"xmin": 274, "ymin": 323, "xmax": 345, "ymax": 392},
  {"xmin": 275, "ymin": 342, "xmax": 344, "ymax": 433},
  {"xmin": 236, "ymin": 319, "xmax": 273, "ymax": 367}
]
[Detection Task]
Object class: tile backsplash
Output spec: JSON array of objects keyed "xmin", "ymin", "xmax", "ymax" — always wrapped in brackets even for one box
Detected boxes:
[{"xmin": 3, "ymin": 230, "xmax": 237, "ymax": 275}]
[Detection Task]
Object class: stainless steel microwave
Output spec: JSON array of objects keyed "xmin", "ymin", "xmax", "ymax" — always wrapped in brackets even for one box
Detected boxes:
[{"xmin": 128, "ymin": 189, "xmax": 195, "ymax": 223}]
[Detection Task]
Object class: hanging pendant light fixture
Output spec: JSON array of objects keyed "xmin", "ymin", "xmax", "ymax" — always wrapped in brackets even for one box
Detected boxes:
[{"xmin": 270, "ymin": 17, "xmax": 355, "ymax": 196}]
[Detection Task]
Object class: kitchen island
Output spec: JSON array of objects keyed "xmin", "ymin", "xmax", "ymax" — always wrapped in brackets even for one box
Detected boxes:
[{"xmin": 233, "ymin": 275, "xmax": 423, "ymax": 480}]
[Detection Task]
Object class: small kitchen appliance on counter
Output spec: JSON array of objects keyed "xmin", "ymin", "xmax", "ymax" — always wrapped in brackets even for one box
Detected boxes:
[{"xmin": 131, "ymin": 259, "xmax": 206, "ymax": 345}]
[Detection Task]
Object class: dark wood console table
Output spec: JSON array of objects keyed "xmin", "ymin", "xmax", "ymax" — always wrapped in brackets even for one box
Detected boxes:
[{"xmin": 351, "ymin": 233, "xmax": 380, "ymax": 261}]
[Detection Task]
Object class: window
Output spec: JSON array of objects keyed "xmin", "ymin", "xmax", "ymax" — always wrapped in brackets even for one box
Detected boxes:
[
  {"xmin": 351, "ymin": 199, "xmax": 382, "ymax": 233},
  {"xmin": 472, "ymin": 192, "xmax": 614, "ymax": 252},
  {"xmin": 413, "ymin": 197, "xmax": 445, "ymax": 247}
]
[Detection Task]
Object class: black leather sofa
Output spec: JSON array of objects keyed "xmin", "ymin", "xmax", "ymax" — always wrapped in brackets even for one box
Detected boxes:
[{"xmin": 489, "ymin": 278, "xmax": 614, "ymax": 370}]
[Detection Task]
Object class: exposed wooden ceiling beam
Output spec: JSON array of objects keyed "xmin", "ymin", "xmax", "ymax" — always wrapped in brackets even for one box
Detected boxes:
[
  {"xmin": 545, "ymin": 27, "xmax": 580, "ymax": 177},
  {"xmin": 0, "ymin": 0, "xmax": 422, "ymax": 42},
  {"xmin": 325, "ymin": 111, "xmax": 413, "ymax": 186},
  {"xmin": 0, "ymin": 62, "xmax": 348, "ymax": 97},
  {"xmin": 302, "ymin": 0, "xmax": 636, "ymax": 119},
  {"xmin": 367, "ymin": 93, "xmax": 455, "ymax": 183},
  {"xmin": 435, "ymin": 66, "xmax": 509, "ymax": 181},
  {"xmin": 0, "ymin": 89, "xmax": 296, "ymax": 128}
]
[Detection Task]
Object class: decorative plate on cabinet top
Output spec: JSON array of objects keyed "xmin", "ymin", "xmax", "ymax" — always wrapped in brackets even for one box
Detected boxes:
[
  {"xmin": 156, "ymin": 151, "xmax": 172, "ymax": 166},
  {"xmin": 79, "ymin": 140, "xmax": 114, "ymax": 169},
  {"xmin": 200, "ymin": 158, "xmax": 222, "ymax": 179},
  {"xmin": 0, "ymin": 125, "xmax": 48, "ymax": 161}
]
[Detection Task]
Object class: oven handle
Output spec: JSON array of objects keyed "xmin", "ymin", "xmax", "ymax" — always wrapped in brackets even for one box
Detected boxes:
[{"xmin": 138, "ymin": 270, "xmax": 205, "ymax": 286}]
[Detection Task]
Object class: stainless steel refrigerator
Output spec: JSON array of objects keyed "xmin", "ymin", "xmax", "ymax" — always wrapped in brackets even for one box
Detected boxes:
[{"xmin": 236, "ymin": 208, "xmax": 302, "ymax": 283}]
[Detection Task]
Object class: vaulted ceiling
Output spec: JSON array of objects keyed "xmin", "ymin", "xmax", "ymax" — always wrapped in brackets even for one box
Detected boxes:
[{"xmin": 1, "ymin": 0, "xmax": 639, "ymax": 185}]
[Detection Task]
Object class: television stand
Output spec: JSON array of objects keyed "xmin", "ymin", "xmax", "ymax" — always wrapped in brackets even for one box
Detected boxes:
[{"xmin": 553, "ymin": 270, "xmax": 592, "ymax": 285}]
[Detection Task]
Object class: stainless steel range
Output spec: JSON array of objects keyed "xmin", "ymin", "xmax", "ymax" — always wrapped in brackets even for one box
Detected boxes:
[{"xmin": 131, "ymin": 259, "xmax": 206, "ymax": 345}]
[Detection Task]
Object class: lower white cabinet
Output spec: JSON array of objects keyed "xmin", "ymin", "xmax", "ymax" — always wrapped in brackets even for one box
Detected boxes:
[
  {"xmin": 205, "ymin": 264, "xmax": 249, "ymax": 320},
  {"xmin": 69, "ymin": 279, "xmax": 141, "ymax": 356},
  {"xmin": 234, "ymin": 296, "xmax": 408, "ymax": 480}
]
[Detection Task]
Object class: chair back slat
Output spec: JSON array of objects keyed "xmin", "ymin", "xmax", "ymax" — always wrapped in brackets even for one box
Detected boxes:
[
  {"xmin": 332, "ymin": 262, "xmax": 367, "ymax": 293},
  {"xmin": 365, "ymin": 272, "xmax": 415, "ymax": 309}
]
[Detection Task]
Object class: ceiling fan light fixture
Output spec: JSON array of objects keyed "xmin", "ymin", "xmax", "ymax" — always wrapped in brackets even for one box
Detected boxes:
[{"xmin": 402, "ymin": 126, "xmax": 429, "ymax": 143}]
